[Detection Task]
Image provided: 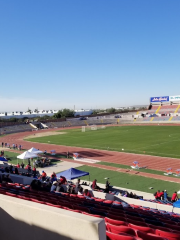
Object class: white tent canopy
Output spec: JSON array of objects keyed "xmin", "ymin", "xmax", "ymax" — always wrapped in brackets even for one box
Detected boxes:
[
  {"xmin": 17, "ymin": 151, "xmax": 38, "ymax": 160},
  {"xmin": 28, "ymin": 147, "xmax": 43, "ymax": 154}
]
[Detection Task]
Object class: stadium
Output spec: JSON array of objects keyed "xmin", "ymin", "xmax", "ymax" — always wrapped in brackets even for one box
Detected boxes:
[{"xmin": 1, "ymin": 96, "xmax": 180, "ymax": 240}]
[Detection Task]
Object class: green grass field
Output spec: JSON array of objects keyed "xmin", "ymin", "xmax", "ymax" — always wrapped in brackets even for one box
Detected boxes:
[
  {"xmin": 27, "ymin": 126, "xmax": 180, "ymax": 158},
  {"xmin": 71, "ymin": 166, "xmax": 180, "ymax": 196}
]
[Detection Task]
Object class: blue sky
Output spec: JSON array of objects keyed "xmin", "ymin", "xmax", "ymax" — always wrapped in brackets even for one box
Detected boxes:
[{"xmin": 0, "ymin": 0, "xmax": 180, "ymax": 111}]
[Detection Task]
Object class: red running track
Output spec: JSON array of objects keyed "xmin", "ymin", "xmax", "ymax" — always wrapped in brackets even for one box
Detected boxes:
[{"xmin": 1, "ymin": 127, "xmax": 180, "ymax": 172}]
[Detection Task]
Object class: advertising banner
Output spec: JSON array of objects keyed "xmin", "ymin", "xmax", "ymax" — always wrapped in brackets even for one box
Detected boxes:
[
  {"xmin": 150, "ymin": 96, "xmax": 169, "ymax": 102},
  {"xmin": 169, "ymin": 95, "xmax": 180, "ymax": 102}
]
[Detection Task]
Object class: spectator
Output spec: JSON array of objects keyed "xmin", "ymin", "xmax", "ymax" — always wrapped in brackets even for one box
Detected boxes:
[
  {"xmin": 28, "ymin": 158, "xmax": 30, "ymax": 166},
  {"xmin": 60, "ymin": 175, "xmax": 67, "ymax": 184},
  {"xmin": 51, "ymin": 172, "xmax": 57, "ymax": 178},
  {"xmin": 129, "ymin": 192, "xmax": 134, "ymax": 198},
  {"xmin": 92, "ymin": 179, "xmax": 100, "ymax": 190},
  {"xmin": 9, "ymin": 165, "xmax": 13, "ymax": 173},
  {"xmin": 5, "ymin": 174, "xmax": 13, "ymax": 183},
  {"xmin": 172, "ymin": 191, "xmax": 178, "ymax": 202},
  {"xmin": 51, "ymin": 174, "xmax": 57, "ymax": 183},
  {"xmin": 33, "ymin": 161, "xmax": 36, "ymax": 168},
  {"xmin": 33, "ymin": 167, "xmax": 36, "ymax": 176},
  {"xmin": 17, "ymin": 163, "xmax": 20, "ymax": 168},
  {"xmin": 21, "ymin": 162, "xmax": 24, "ymax": 169},
  {"xmin": 50, "ymin": 181, "xmax": 57, "ymax": 192},
  {"xmin": 164, "ymin": 190, "xmax": 168, "ymax": 201},
  {"xmin": 83, "ymin": 189, "xmax": 92, "ymax": 198},
  {"xmin": 123, "ymin": 191, "xmax": 128, "ymax": 197},
  {"xmin": 42, "ymin": 171, "xmax": 47, "ymax": 181},
  {"xmin": 78, "ymin": 187, "xmax": 84, "ymax": 195},
  {"xmin": 75, "ymin": 179, "xmax": 80, "ymax": 193},
  {"xmin": 44, "ymin": 178, "xmax": 52, "ymax": 191},
  {"xmin": 56, "ymin": 182, "xmax": 64, "ymax": 192},
  {"xmin": 160, "ymin": 191, "xmax": 164, "ymax": 200},
  {"xmin": 105, "ymin": 178, "xmax": 110, "ymax": 191},
  {"xmin": 155, "ymin": 190, "xmax": 161, "ymax": 200},
  {"xmin": 14, "ymin": 167, "xmax": 19, "ymax": 175},
  {"xmin": 104, "ymin": 185, "xmax": 110, "ymax": 193},
  {"xmin": 30, "ymin": 179, "xmax": 41, "ymax": 191}
]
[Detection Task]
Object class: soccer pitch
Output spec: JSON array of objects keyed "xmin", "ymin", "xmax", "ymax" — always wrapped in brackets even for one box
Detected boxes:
[{"xmin": 27, "ymin": 126, "xmax": 180, "ymax": 158}]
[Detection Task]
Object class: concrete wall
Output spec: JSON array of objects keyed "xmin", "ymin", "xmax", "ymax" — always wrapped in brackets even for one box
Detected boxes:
[{"xmin": 0, "ymin": 194, "xmax": 106, "ymax": 240}]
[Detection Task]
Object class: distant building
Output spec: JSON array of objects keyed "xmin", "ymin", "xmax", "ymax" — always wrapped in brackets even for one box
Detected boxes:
[
  {"xmin": 0, "ymin": 110, "xmax": 58, "ymax": 119},
  {"xmin": 74, "ymin": 109, "xmax": 93, "ymax": 116}
]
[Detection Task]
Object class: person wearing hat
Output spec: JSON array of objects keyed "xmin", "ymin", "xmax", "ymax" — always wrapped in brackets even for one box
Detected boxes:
[
  {"xmin": 42, "ymin": 171, "xmax": 47, "ymax": 181},
  {"xmin": 50, "ymin": 181, "xmax": 57, "ymax": 192}
]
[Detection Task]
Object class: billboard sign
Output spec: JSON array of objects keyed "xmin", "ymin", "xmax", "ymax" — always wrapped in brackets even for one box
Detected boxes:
[
  {"xmin": 150, "ymin": 96, "xmax": 169, "ymax": 102},
  {"xmin": 169, "ymin": 95, "xmax": 180, "ymax": 102}
]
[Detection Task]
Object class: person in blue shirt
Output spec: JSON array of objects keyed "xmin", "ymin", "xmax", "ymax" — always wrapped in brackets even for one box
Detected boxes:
[
  {"xmin": 51, "ymin": 174, "xmax": 57, "ymax": 183},
  {"xmin": 164, "ymin": 190, "xmax": 168, "ymax": 201}
]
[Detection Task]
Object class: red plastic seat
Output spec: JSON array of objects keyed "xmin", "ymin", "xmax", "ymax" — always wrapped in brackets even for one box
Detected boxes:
[
  {"xmin": 94, "ymin": 198, "xmax": 104, "ymax": 203},
  {"xmin": 46, "ymin": 203, "xmax": 61, "ymax": 208},
  {"xmin": 103, "ymin": 200, "xmax": 113, "ymax": 204},
  {"xmin": 107, "ymin": 214, "xmax": 126, "ymax": 221},
  {"xmin": 6, "ymin": 192, "xmax": 16, "ymax": 197},
  {"xmin": 77, "ymin": 195, "xmax": 86, "ymax": 199},
  {"xmin": 126, "ymin": 219, "xmax": 147, "ymax": 227},
  {"xmin": 148, "ymin": 225, "xmax": 171, "ymax": 232},
  {"xmin": 128, "ymin": 223, "xmax": 154, "ymax": 234},
  {"xmin": 82, "ymin": 212, "xmax": 104, "ymax": 218},
  {"xmin": 164, "ymin": 223, "xmax": 180, "ymax": 231},
  {"xmin": 105, "ymin": 217, "xmax": 128, "ymax": 226},
  {"xmin": 74, "ymin": 206, "xmax": 90, "ymax": 213},
  {"xmin": 106, "ymin": 231, "xmax": 142, "ymax": 240},
  {"xmin": 70, "ymin": 194, "xmax": 77, "ymax": 198},
  {"xmin": 155, "ymin": 229, "xmax": 180, "ymax": 239},
  {"xmin": 113, "ymin": 201, "xmax": 122, "ymax": 204},
  {"xmin": 68, "ymin": 209, "xmax": 82, "ymax": 213},
  {"xmin": 137, "ymin": 230, "xmax": 168, "ymax": 240},
  {"xmin": 61, "ymin": 202, "xmax": 74, "ymax": 209},
  {"xmin": 106, "ymin": 223, "xmax": 136, "ymax": 236},
  {"xmin": 125, "ymin": 215, "xmax": 143, "ymax": 222}
]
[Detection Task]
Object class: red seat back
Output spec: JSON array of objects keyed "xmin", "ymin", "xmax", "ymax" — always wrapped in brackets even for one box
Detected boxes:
[
  {"xmin": 128, "ymin": 223, "xmax": 154, "ymax": 234},
  {"xmin": 155, "ymin": 229, "xmax": 180, "ymax": 239},
  {"xmin": 106, "ymin": 223, "xmax": 136, "ymax": 236},
  {"xmin": 137, "ymin": 230, "xmax": 169, "ymax": 240},
  {"xmin": 106, "ymin": 231, "xmax": 139, "ymax": 240},
  {"xmin": 105, "ymin": 217, "xmax": 128, "ymax": 226}
]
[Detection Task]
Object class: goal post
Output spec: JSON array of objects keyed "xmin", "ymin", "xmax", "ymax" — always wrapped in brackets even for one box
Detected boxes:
[{"xmin": 82, "ymin": 125, "xmax": 106, "ymax": 132}]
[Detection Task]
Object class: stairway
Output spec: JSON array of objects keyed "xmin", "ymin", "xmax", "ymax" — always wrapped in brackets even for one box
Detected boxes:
[{"xmin": 169, "ymin": 105, "xmax": 180, "ymax": 121}]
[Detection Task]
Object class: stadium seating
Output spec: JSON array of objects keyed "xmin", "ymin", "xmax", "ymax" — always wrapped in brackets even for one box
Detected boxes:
[{"xmin": 1, "ymin": 182, "xmax": 180, "ymax": 240}]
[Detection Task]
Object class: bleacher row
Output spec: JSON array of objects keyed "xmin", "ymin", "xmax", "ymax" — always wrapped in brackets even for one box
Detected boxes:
[
  {"xmin": 1, "ymin": 182, "xmax": 180, "ymax": 240},
  {"xmin": 148, "ymin": 105, "xmax": 180, "ymax": 114},
  {"xmin": 143, "ymin": 116, "xmax": 180, "ymax": 122},
  {"xmin": 0, "ymin": 124, "xmax": 32, "ymax": 134}
]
